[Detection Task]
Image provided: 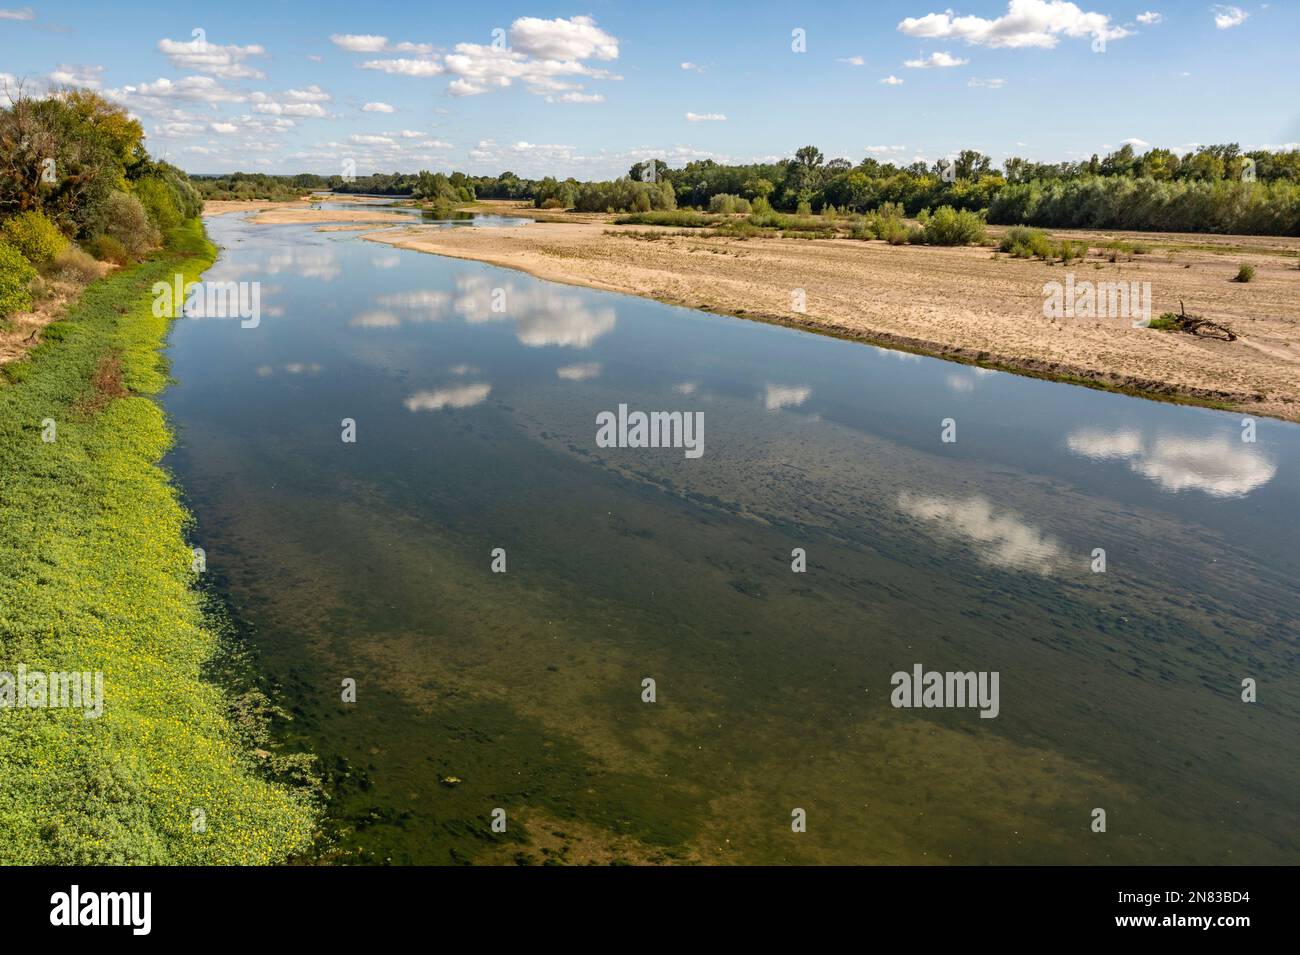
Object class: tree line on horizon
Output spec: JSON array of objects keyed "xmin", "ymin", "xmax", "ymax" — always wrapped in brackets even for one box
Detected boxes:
[{"xmin": 191, "ymin": 140, "xmax": 1300, "ymax": 236}]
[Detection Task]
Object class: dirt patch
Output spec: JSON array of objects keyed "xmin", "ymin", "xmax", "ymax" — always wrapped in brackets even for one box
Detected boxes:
[
  {"xmin": 73, "ymin": 351, "xmax": 127, "ymax": 416},
  {"xmin": 0, "ymin": 273, "xmax": 100, "ymax": 367}
]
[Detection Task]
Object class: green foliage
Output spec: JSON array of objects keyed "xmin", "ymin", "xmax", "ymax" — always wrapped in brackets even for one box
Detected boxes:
[
  {"xmin": 0, "ymin": 239, "xmax": 37, "ymax": 317},
  {"xmin": 102, "ymin": 191, "xmax": 159, "ymax": 259},
  {"xmin": 917, "ymin": 205, "xmax": 987, "ymax": 245},
  {"xmin": 708, "ymin": 193, "xmax": 751, "ymax": 214},
  {"xmin": 85, "ymin": 234, "xmax": 129, "ymax": 265},
  {"xmin": 999, "ymin": 226, "xmax": 1043, "ymax": 255},
  {"xmin": 191, "ymin": 138, "xmax": 1300, "ymax": 236},
  {"xmin": 1, "ymin": 210, "xmax": 69, "ymax": 265},
  {"xmin": 615, "ymin": 210, "xmax": 718, "ymax": 227},
  {"xmin": 988, "ymin": 175, "xmax": 1300, "ymax": 235},
  {"xmin": 132, "ymin": 178, "xmax": 181, "ymax": 231},
  {"xmin": 0, "ymin": 220, "xmax": 317, "ymax": 863},
  {"xmin": 998, "ymin": 227, "xmax": 1087, "ymax": 261},
  {"xmin": 1233, "ymin": 263, "xmax": 1256, "ymax": 282},
  {"xmin": 1056, "ymin": 239, "xmax": 1089, "ymax": 262},
  {"xmin": 0, "ymin": 91, "xmax": 142, "ymax": 239}
]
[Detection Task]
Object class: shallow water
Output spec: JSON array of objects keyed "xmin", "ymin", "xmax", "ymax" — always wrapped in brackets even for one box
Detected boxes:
[{"xmin": 160, "ymin": 213, "xmax": 1299, "ymax": 865}]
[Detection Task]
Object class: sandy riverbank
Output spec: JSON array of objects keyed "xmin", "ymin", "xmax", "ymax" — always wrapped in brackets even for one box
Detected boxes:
[
  {"xmin": 202, "ymin": 195, "xmax": 411, "ymax": 225},
  {"xmin": 206, "ymin": 197, "xmax": 1300, "ymax": 420},
  {"xmin": 358, "ymin": 208, "xmax": 1300, "ymax": 421}
]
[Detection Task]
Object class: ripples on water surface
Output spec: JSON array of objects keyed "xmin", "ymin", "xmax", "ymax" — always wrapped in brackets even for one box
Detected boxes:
[{"xmin": 160, "ymin": 212, "xmax": 1299, "ymax": 864}]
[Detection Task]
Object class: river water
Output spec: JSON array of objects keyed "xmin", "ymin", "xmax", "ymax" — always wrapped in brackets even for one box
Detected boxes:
[{"xmin": 160, "ymin": 209, "xmax": 1299, "ymax": 864}]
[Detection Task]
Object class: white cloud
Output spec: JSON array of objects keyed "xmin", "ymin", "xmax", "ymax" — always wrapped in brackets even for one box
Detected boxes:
[
  {"xmin": 680, "ymin": 61, "xmax": 706, "ymax": 72},
  {"xmin": 331, "ymin": 34, "xmax": 388, "ymax": 53},
  {"xmin": 350, "ymin": 310, "xmax": 401, "ymax": 328},
  {"xmin": 686, "ymin": 111, "xmax": 726, "ymax": 122},
  {"xmin": 350, "ymin": 134, "xmax": 395, "ymax": 145},
  {"xmin": 48, "ymin": 64, "xmax": 104, "ymax": 89},
  {"xmin": 898, "ymin": 492, "xmax": 1064, "ymax": 574},
  {"xmin": 556, "ymin": 362, "xmax": 602, "ymax": 381},
  {"xmin": 250, "ymin": 95, "xmax": 328, "ymax": 117},
  {"xmin": 440, "ymin": 17, "xmax": 620, "ymax": 102},
  {"xmin": 1212, "ymin": 5, "xmax": 1248, "ymax": 29},
  {"xmin": 1066, "ymin": 428, "xmax": 1275, "ymax": 497},
  {"xmin": 864, "ymin": 144, "xmax": 906, "ymax": 154},
  {"xmin": 899, "ymin": 0, "xmax": 1133, "ymax": 48},
  {"xmin": 331, "ymin": 34, "xmax": 434, "ymax": 54},
  {"xmin": 404, "ymin": 384, "xmax": 492, "ymax": 411},
  {"xmin": 510, "ymin": 15, "xmax": 618, "ymax": 60},
  {"xmin": 284, "ymin": 85, "xmax": 331, "ymax": 102},
  {"xmin": 0, "ymin": 7, "xmax": 35, "ymax": 20},
  {"xmin": 361, "ymin": 57, "xmax": 444, "ymax": 77},
  {"xmin": 209, "ymin": 121, "xmax": 238, "ymax": 134},
  {"xmin": 157, "ymin": 36, "xmax": 267, "ymax": 79},
  {"xmin": 1121, "ymin": 137, "xmax": 1150, "ymax": 148},
  {"xmin": 838, "ymin": 55, "xmax": 866, "ymax": 66},
  {"xmin": 362, "ymin": 101, "xmax": 395, "ymax": 113},
  {"xmin": 1136, "ymin": 11, "xmax": 1163, "ymax": 25},
  {"xmin": 904, "ymin": 51, "xmax": 969, "ymax": 68},
  {"xmin": 880, "ymin": 75, "xmax": 904, "ymax": 85},
  {"xmin": 155, "ymin": 121, "xmax": 205, "ymax": 136},
  {"xmin": 764, "ymin": 384, "xmax": 812, "ymax": 411},
  {"xmin": 113, "ymin": 75, "xmax": 246, "ymax": 106},
  {"xmin": 550, "ymin": 91, "xmax": 604, "ymax": 103},
  {"xmin": 968, "ymin": 77, "xmax": 1006, "ymax": 87}
]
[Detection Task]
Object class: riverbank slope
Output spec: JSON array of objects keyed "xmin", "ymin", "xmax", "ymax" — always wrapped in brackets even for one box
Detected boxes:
[{"xmin": 0, "ymin": 219, "xmax": 315, "ymax": 863}]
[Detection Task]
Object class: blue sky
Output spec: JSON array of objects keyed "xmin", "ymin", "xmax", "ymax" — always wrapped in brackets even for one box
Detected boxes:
[{"xmin": 2, "ymin": 1, "xmax": 1297, "ymax": 177}]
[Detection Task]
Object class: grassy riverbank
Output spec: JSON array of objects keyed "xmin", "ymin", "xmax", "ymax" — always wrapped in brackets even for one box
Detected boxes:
[{"xmin": 0, "ymin": 219, "xmax": 316, "ymax": 864}]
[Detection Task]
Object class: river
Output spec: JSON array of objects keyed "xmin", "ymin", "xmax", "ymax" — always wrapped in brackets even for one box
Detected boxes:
[{"xmin": 159, "ymin": 208, "xmax": 1299, "ymax": 864}]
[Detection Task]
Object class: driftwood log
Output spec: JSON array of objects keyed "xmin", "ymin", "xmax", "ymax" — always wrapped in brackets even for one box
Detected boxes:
[{"xmin": 1168, "ymin": 300, "xmax": 1237, "ymax": 342}]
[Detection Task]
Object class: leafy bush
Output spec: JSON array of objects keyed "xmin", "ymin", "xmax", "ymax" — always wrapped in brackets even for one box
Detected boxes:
[
  {"xmin": 999, "ymin": 226, "xmax": 1042, "ymax": 254},
  {"xmin": 882, "ymin": 219, "xmax": 912, "ymax": 245},
  {"xmin": 1, "ymin": 210, "xmax": 69, "ymax": 265},
  {"xmin": 709, "ymin": 193, "xmax": 739, "ymax": 214},
  {"xmin": 133, "ymin": 177, "xmax": 182, "ymax": 231},
  {"xmin": 102, "ymin": 191, "xmax": 160, "ymax": 259},
  {"xmin": 50, "ymin": 244, "xmax": 102, "ymax": 284},
  {"xmin": 918, "ymin": 205, "xmax": 987, "ymax": 245},
  {"xmin": 707, "ymin": 193, "xmax": 752, "ymax": 215},
  {"xmin": 1056, "ymin": 239, "xmax": 1089, "ymax": 262},
  {"xmin": 614, "ymin": 210, "xmax": 718, "ymax": 227},
  {"xmin": 1233, "ymin": 263, "xmax": 1256, "ymax": 282},
  {"xmin": 0, "ymin": 239, "xmax": 37, "ymax": 317},
  {"xmin": 85, "ymin": 234, "xmax": 130, "ymax": 265}
]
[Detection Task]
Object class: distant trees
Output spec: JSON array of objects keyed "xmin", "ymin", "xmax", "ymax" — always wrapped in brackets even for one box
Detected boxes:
[{"xmin": 182, "ymin": 137, "xmax": 1300, "ymax": 236}]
